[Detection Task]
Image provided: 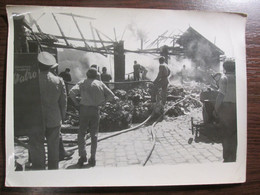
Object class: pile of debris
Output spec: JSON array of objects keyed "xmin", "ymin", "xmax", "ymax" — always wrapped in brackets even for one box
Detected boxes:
[
  {"xmin": 165, "ymin": 84, "xmax": 203, "ymax": 117},
  {"xmin": 99, "ymin": 100, "xmax": 134, "ymax": 132},
  {"xmin": 64, "ymin": 83, "xmax": 206, "ymax": 132}
]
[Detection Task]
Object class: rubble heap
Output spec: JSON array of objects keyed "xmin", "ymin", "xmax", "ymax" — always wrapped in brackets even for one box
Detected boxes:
[
  {"xmin": 99, "ymin": 100, "xmax": 134, "ymax": 132},
  {"xmin": 65, "ymin": 83, "xmax": 206, "ymax": 132},
  {"xmin": 165, "ymin": 84, "xmax": 203, "ymax": 117}
]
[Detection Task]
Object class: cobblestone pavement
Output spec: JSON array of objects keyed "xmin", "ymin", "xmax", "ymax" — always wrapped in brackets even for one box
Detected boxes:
[
  {"xmin": 15, "ymin": 108, "xmax": 223, "ymax": 170},
  {"xmin": 59, "ymin": 108, "xmax": 223, "ymax": 169}
]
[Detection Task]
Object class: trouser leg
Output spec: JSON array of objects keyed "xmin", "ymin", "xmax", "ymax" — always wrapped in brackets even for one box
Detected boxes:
[
  {"xmin": 78, "ymin": 128, "xmax": 87, "ymax": 157},
  {"xmin": 223, "ymin": 131, "xmax": 237, "ymax": 162},
  {"xmin": 78, "ymin": 106, "xmax": 88, "ymax": 157},
  {"xmin": 219, "ymin": 103, "xmax": 237, "ymax": 162},
  {"xmin": 161, "ymin": 84, "xmax": 168, "ymax": 105},
  {"xmin": 28, "ymin": 126, "xmax": 45, "ymax": 170},
  {"xmin": 150, "ymin": 84, "xmax": 158, "ymax": 103},
  {"xmin": 90, "ymin": 136, "xmax": 98, "ymax": 159},
  {"xmin": 89, "ymin": 109, "xmax": 100, "ymax": 159},
  {"xmin": 45, "ymin": 126, "xmax": 60, "ymax": 170}
]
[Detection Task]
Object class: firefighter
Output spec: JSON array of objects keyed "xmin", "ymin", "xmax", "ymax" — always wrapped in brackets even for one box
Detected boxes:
[
  {"xmin": 133, "ymin": 60, "xmax": 141, "ymax": 81},
  {"xmin": 151, "ymin": 56, "xmax": 171, "ymax": 105}
]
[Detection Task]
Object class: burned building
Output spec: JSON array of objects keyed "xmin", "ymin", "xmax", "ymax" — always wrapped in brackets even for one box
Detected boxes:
[{"xmin": 177, "ymin": 27, "xmax": 224, "ymax": 73}]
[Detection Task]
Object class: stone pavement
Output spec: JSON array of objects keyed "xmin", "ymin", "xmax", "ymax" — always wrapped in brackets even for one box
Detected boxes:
[
  {"xmin": 14, "ymin": 108, "xmax": 223, "ymax": 170},
  {"xmin": 59, "ymin": 108, "xmax": 223, "ymax": 169}
]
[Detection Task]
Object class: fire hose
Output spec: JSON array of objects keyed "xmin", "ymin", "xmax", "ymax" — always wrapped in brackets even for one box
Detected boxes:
[
  {"xmin": 65, "ymin": 112, "xmax": 154, "ymax": 152},
  {"xmin": 142, "ymin": 95, "xmax": 196, "ymax": 166},
  {"xmin": 65, "ymin": 94, "xmax": 202, "ymax": 166}
]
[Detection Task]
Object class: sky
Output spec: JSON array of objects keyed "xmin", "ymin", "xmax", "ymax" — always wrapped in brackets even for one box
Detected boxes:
[{"xmin": 16, "ymin": 6, "xmax": 245, "ymax": 82}]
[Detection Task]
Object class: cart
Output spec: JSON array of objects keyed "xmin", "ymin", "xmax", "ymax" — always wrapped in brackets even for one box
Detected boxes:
[{"xmin": 190, "ymin": 90, "xmax": 220, "ymax": 142}]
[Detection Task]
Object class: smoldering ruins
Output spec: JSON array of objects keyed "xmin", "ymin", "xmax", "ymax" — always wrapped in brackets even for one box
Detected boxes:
[{"xmin": 12, "ymin": 8, "xmax": 237, "ymax": 171}]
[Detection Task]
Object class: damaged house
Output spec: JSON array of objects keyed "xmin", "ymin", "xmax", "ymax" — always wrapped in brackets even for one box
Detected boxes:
[{"xmin": 177, "ymin": 27, "xmax": 225, "ymax": 80}]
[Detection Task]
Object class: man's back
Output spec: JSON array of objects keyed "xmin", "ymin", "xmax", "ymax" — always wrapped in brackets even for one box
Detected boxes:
[
  {"xmin": 73, "ymin": 79, "xmax": 114, "ymax": 106},
  {"xmin": 134, "ymin": 64, "xmax": 141, "ymax": 72},
  {"xmin": 39, "ymin": 71, "xmax": 67, "ymax": 128},
  {"xmin": 154, "ymin": 63, "xmax": 170, "ymax": 84}
]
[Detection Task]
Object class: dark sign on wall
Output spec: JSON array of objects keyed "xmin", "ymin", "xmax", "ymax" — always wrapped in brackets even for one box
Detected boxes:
[{"xmin": 14, "ymin": 53, "xmax": 44, "ymax": 136}]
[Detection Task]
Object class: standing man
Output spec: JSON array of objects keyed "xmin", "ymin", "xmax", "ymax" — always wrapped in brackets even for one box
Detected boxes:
[
  {"xmin": 31, "ymin": 51, "xmax": 67, "ymax": 170},
  {"xmin": 59, "ymin": 68, "xmax": 72, "ymax": 83},
  {"xmin": 214, "ymin": 60, "xmax": 237, "ymax": 162},
  {"xmin": 59, "ymin": 68, "xmax": 72, "ymax": 93},
  {"xmin": 151, "ymin": 56, "xmax": 171, "ymax": 105},
  {"xmin": 69, "ymin": 68, "xmax": 118, "ymax": 167},
  {"xmin": 140, "ymin": 65, "xmax": 148, "ymax": 80},
  {"xmin": 101, "ymin": 67, "xmax": 112, "ymax": 82},
  {"xmin": 133, "ymin": 60, "xmax": 141, "ymax": 81},
  {"xmin": 90, "ymin": 64, "xmax": 101, "ymax": 80}
]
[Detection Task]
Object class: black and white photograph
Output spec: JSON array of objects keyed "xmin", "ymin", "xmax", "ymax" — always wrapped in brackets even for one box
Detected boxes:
[{"xmin": 5, "ymin": 5, "xmax": 247, "ymax": 187}]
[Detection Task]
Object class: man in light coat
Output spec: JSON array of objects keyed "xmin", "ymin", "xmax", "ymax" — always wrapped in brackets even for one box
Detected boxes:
[
  {"xmin": 29, "ymin": 51, "xmax": 67, "ymax": 170},
  {"xmin": 69, "ymin": 68, "xmax": 118, "ymax": 167}
]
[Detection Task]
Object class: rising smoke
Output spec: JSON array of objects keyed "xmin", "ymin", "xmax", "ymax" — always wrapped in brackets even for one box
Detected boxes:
[{"xmin": 57, "ymin": 48, "xmax": 111, "ymax": 83}]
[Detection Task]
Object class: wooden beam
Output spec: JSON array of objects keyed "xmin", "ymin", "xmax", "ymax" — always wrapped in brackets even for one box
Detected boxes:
[
  {"xmin": 94, "ymin": 28, "xmax": 114, "ymax": 42},
  {"xmin": 90, "ymin": 22, "xmax": 97, "ymax": 48},
  {"xmin": 53, "ymin": 34, "xmax": 114, "ymax": 44},
  {"xmin": 58, "ymin": 13, "xmax": 96, "ymax": 20},
  {"xmin": 95, "ymin": 44, "xmax": 114, "ymax": 51},
  {"xmin": 113, "ymin": 27, "xmax": 118, "ymax": 42},
  {"xmin": 71, "ymin": 14, "xmax": 90, "ymax": 49},
  {"xmin": 40, "ymin": 42, "xmax": 113, "ymax": 55},
  {"xmin": 52, "ymin": 13, "xmax": 69, "ymax": 46},
  {"xmin": 147, "ymin": 30, "xmax": 168, "ymax": 48},
  {"xmin": 95, "ymin": 29, "xmax": 109, "ymax": 54}
]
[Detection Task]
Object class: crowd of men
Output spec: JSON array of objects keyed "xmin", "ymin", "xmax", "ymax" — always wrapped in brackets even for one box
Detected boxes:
[
  {"xmin": 26, "ymin": 51, "xmax": 236, "ymax": 171},
  {"xmin": 26, "ymin": 52, "xmax": 171, "ymax": 170}
]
